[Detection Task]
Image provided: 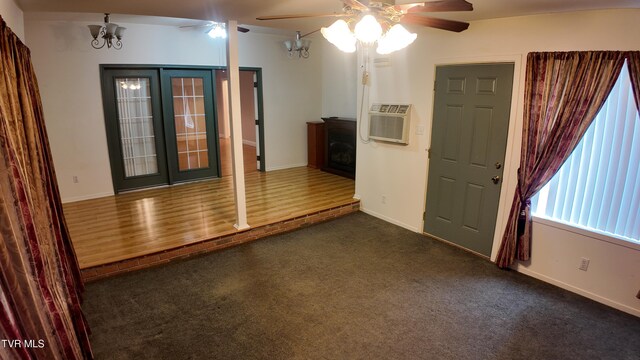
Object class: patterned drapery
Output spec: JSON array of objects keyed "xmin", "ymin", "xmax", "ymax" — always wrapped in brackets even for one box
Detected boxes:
[
  {"xmin": 0, "ymin": 17, "xmax": 92, "ymax": 359},
  {"xmin": 496, "ymin": 51, "xmax": 626, "ymax": 268},
  {"xmin": 627, "ymin": 51, "xmax": 640, "ymax": 112}
]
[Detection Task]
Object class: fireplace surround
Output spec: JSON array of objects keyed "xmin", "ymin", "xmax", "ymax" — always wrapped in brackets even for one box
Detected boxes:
[{"xmin": 321, "ymin": 117, "xmax": 356, "ymax": 179}]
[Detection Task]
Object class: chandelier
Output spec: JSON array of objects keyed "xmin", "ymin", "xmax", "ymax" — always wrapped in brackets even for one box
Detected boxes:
[
  {"xmin": 321, "ymin": 13, "xmax": 417, "ymax": 54},
  {"xmin": 88, "ymin": 13, "xmax": 126, "ymax": 50},
  {"xmin": 284, "ymin": 31, "xmax": 311, "ymax": 58}
]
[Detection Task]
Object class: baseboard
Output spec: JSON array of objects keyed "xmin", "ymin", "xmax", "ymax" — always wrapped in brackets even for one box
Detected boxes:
[
  {"xmin": 242, "ymin": 140, "xmax": 256, "ymax": 147},
  {"xmin": 359, "ymin": 207, "xmax": 420, "ymax": 233},
  {"xmin": 62, "ymin": 191, "xmax": 113, "ymax": 204},
  {"xmin": 514, "ymin": 265, "xmax": 640, "ymax": 317},
  {"xmin": 266, "ymin": 163, "xmax": 308, "ymax": 171}
]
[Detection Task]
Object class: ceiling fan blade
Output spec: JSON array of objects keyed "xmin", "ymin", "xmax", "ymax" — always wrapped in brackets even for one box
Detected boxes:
[
  {"xmin": 179, "ymin": 24, "xmax": 212, "ymax": 29},
  {"xmin": 400, "ymin": 14, "xmax": 469, "ymax": 32},
  {"xmin": 181, "ymin": 23, "xmax": 249, "ymax": 33},
  {"xmin": 395, "ymin": 0, "xmax": 473, "ymax": 13},
  {"xmin": 342, "ymin": 0, "xmax": 369, "ymax": 11},
  {"xmin": 257, "ymin": 13, "xmax": 348, "ymax": 20}
]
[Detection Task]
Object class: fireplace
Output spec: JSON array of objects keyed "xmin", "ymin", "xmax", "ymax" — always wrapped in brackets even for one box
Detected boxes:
[{"xmin": 322, "ymin": 117, "xmax": 356, "ymax": 179}]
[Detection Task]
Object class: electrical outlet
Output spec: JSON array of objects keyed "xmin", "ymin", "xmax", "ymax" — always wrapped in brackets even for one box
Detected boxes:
[
  {"xmin": 72, "ymin": 176, "xmax": 79, "ymax": 184},
  {"xmin": 579, "ymin": 257, "xmax": 590, "ymax": 271},
  {"xmin": 381, "ymin": 195, "xmax": 387, "ymax": 204},
  {"xmin": 416, "ymin": 125, "xmax": 425, "ymax": 135}
]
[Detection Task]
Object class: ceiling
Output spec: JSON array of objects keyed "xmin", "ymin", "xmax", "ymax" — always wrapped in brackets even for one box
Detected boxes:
[{"xmin": 16, "ymin": 0, "xmax": 640, "ymax": 34}]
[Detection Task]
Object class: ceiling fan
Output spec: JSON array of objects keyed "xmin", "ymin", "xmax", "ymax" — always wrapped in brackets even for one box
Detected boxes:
[
  {"xmin": 180, "ymin": 22, "xmax": 250, "ymax": 38},
  {"xmin": 256, "ymin": 0, "xmax": 473, "ymax": 33}
]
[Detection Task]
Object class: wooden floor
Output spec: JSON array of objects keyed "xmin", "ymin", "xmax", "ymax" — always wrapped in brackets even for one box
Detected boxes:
[
  {"xmin": 218, "ymin": 137, "xmax": 257, "ymax": 177},
  {"xmin": 64, "ymin": 167, "xmax": 355, "ymax": 269}
]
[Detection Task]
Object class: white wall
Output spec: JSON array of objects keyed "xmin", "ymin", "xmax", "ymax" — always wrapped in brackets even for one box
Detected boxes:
[
  {"xmin": 0, "ymin": 0, "xmax": 23, "ymax": 41},
  {"xmin": 352, "ymin": 9, "xmax": 640, "ymax": 316},
  {"xmin": 321, "ymin": 40, "xmax": 357, "ymax": 118},
  {"xmin": 24, "ymin": 13, "xmax": 322, "ymax": 202}
]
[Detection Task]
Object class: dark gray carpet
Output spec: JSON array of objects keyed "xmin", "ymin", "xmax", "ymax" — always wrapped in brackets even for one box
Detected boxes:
[{"xmin": 84, "ymin": 212, "xmax": 640, "ymax": 359}]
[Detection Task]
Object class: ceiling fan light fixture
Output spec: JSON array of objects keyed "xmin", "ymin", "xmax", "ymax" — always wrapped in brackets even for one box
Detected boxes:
[
  {"xmin": 257, "ymin": 0, "xmax": 473, "ymax": 55},
  {"xmin": 322, "ymin": 15, "xmax": 412, "ymax": 54},
  {"xmin": 321, "ymin": 20, "xmax": 356, "ymax": 53},
  {"xmin": 207, "ymin": 24, "xmax": 227, "ymax": 39},
  {"xmin": 354, "ymin": 14, "xmax": 382, "ymax": 44},
  {"xmin": 376, "ymin": 24, "xmax": 417, "ymax": 54}
]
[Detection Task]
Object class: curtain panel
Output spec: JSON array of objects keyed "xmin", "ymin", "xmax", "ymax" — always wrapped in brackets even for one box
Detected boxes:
[
  {"xmin": 496, "ymin": 51, "xmax": 626, "ymax": 268},
  {"xmin": 0, "ymin": 17, "xmax": 92, "ymax": 359},
  {"xmin": 627, "ymin": 51, "xmax": 640, "ymax": 113}
]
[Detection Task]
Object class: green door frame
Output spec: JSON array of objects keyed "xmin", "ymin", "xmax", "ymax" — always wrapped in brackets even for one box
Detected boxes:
[
  {"xmin": 101, "ymin": 68, "xmax": 169, "ymax": 192},
  {"xmin": 100, "ymin": 64, "xmax": 266, "ymax": 193},
  {"xmin": 249, "ymin": 67, "xmax": 266, "ymax": 172},
  {"xmin": 160, "ymin": 68, "xmax": 219, "ymax": 183}
]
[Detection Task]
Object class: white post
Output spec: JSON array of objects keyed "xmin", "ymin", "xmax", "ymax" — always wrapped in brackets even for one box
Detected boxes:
[{"xmin": 226, "ymin": 20, "xmax": 249, "ymax": 230}]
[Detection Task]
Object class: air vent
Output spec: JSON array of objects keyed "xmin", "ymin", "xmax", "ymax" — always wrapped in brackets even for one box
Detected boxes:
[{"xmin": 368, "ymin": 103, "xmax": 411, "ymax": 144}]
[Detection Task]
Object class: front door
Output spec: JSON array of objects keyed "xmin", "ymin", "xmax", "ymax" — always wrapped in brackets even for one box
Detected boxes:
[{"xmin": 424, "ymin": 63, "xmax": 514, "ymax": 256}]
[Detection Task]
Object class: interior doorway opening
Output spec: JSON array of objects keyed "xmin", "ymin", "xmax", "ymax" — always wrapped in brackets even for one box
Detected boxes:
[{"xmin": 215, "ymin": 68, "xmax": 264, "ymax": 176}]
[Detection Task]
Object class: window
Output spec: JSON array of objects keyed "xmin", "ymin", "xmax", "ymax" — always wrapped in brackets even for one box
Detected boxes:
[{"xmin": 531, "ymin": 62, "xmax": 640, "ymax": 242}]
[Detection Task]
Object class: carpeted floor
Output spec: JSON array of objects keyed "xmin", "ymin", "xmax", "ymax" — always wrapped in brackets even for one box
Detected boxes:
[{"xmin": 84, "ymin": 212, "xmax": 640, "ymax": 359}]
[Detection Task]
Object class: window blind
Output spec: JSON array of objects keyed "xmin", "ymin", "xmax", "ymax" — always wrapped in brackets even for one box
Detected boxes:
[{"xmin": 531, "ymin": 62, "xmax": 640, "ymax": 242}]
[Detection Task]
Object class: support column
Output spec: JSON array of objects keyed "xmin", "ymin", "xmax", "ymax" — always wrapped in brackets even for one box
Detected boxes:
[{"xmin": 226, "ymin": 20, "xmax": 249, "ymax": 230}]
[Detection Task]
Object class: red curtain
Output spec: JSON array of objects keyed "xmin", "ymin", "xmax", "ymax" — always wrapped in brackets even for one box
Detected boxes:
[
  {"xmin": 0, "ymin": 17, "xmax": 92, "ymax": 359},
  {"xmin": 627, "ymin": 51, "xmax": 640, "ymax": 112},
  {"xmin": 496, "ymin": 51, "xmax": 626, "ymax": 268}
]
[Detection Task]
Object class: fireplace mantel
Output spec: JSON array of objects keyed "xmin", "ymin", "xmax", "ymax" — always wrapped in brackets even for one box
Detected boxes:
[{"xmin": 321, "ymin": 117, "xmax": 356, "ymax": 179}]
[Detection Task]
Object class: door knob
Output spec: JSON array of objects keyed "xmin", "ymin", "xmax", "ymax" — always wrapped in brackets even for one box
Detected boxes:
[{"xmin": 491, "ymin": 175, "xmax": 501, "ymax": 184}]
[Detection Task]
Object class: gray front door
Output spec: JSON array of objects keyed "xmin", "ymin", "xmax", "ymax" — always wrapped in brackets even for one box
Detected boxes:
[{"xmin": 424, "ymin": 63, "xmax": 514, "ymax": 256}]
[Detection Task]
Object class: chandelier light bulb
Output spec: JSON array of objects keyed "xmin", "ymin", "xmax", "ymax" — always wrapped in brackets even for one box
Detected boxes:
[
  {"xmin": 354, "ymin": 15, "xmax": 382, "ymax": 44},
  {"xmin": 376, "ymin": 24, "xmax": 417, "ymax": 54},
  {"xmin": 284, "ymin": 40, "xmax": 293, "ymax": 51}
]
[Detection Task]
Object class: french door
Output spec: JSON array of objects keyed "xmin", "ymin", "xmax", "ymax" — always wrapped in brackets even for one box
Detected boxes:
[
  {"xmin": 161, "ymin": 69, "xmax": 219, "ymax": 182},
  {"xmin": 102, "ymin": 67, "xmax": 220, "ymax": 193}
]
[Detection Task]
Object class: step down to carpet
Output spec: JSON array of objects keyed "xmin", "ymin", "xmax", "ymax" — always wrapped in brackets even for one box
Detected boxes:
[{"xmin": 81, "ymin": 201, "xmax": 360, "ymax": 282}]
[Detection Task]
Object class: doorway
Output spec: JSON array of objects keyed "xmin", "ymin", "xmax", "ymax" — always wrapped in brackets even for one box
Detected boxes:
[
  {"xmin": 214, "ymin": 69, "xmax": 264, "ymax": 176},
  {"xmin": 424, "ymin": 63, "xmax": 514, "ymax": 256},
  {"xmin": 101, "ymin": 65, "xmax": 265, "ymax": 193}
]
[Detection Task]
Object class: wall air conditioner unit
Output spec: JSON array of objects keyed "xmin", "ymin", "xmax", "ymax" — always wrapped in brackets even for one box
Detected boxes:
[{"xmin": 368, "ymin": 103, "xmax": 411, "ymax": 145}]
